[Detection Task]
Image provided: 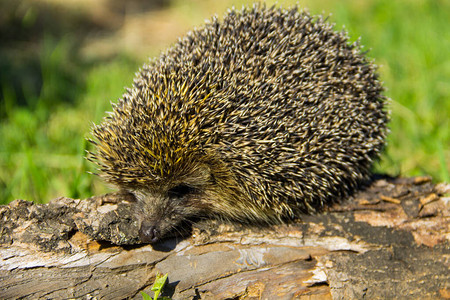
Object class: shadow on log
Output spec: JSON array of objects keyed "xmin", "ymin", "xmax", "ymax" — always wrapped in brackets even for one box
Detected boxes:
[{"xmin": 1, "ymin": 176, "xmax": 449, "ymax": 299}]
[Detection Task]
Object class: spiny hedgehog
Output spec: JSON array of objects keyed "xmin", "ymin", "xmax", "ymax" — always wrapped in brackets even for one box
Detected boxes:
[{"xmin": 90, "ymin": 4, "xmax": 388, "ymax": 243}]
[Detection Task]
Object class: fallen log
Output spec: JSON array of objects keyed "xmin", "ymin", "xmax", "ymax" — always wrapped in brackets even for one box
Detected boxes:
[{"xmin": 1, "ymin": 176, "xmax": 449, "ymax": 299}]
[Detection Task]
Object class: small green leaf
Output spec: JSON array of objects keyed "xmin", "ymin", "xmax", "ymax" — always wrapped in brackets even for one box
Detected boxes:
[
  {"xmin": 140, "ymin": 291, "xmax": 153, "ymax": 300},
  {"xmin": 151, "ymin": 273, "xmax": 169, "ymax": 300}
]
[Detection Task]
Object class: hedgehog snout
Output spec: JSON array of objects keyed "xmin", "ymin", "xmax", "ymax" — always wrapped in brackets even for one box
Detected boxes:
[
  {"xmin": 139, "ymin": 222, "xmax": 160, "ymax": 243},
  {"xmin": 131, "ymin": 190, "xmax": 172, "ymax": 243}
]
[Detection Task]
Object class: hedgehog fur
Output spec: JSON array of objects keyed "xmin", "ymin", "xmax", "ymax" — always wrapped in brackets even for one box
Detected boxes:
[{"xmin": 90, "ymin": 4, "xmax": 388, "ymax": 243}]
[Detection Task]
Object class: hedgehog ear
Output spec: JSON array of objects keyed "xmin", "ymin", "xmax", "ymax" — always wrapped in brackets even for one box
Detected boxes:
[
  {"xmin": 182, "ymin": 163, "xmax": 212, "ymax": 185},
  {"xmin": 197, "ymin": 164, "xmax": 211, "ymax": 178}
]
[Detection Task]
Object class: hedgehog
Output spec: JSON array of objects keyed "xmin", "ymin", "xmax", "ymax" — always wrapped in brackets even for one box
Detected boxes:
[{"xmin": 90, "ymin": 4, "xmax": 388, "ymax": 243}]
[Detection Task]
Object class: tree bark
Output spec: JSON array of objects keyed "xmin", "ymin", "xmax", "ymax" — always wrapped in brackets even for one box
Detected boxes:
[{"xmin": 1, "ymin": 176, "xmax": 449, "ymax": 299}]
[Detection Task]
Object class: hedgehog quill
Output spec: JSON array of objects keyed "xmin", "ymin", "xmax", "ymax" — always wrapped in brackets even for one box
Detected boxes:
[{"xmin": 90, "ymin": 5, "xmax": 388, "ymax": 243}]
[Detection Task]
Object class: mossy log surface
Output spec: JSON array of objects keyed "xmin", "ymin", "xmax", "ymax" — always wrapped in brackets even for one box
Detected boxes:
[{"xmin": 1, "ymin": 176, "xmax": 449, "ymax": 299}]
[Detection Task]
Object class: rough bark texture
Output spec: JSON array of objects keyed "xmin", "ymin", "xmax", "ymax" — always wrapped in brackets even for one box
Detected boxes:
[{"xmin": 1, "ymin": 176, "xmax": 449, "ymax": 299}]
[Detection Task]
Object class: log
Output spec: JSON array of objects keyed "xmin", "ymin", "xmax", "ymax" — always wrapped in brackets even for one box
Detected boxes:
[{"xmin": 1, "ymin": 176, "xmax": 449, "ymax": 299}]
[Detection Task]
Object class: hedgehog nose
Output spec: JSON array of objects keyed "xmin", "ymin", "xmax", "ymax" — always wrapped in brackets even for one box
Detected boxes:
[{"xmin": 139, "ymin": 223, "xmax": 159, "ymax": 243}]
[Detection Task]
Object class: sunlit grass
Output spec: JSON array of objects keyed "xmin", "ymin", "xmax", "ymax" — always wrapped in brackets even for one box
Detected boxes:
[{"xmin": 0, "ymin": 47, "xmax": 140, "ymax": 203}]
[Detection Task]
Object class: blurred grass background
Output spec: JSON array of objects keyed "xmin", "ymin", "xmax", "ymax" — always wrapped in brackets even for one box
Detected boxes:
[{"xmin": 0, "ymin": 0, "xmax": 449, "ymax": 204}]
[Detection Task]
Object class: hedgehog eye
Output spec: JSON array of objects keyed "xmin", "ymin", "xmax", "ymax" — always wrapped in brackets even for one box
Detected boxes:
[{"xmin": 168, "ymin": 184, "xmax": 196, "ymax": 199}]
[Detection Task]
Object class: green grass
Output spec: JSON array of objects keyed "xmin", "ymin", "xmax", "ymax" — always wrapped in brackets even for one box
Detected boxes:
[
  {"xmin": 0, "ymin": 0, "xmax": 449, "ymax": 204},
  {"xmin": 0, "ymin": 42, "xmax": 140, "ymax": 202}
]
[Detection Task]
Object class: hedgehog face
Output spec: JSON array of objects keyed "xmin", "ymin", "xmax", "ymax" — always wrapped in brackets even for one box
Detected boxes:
[
  {"xmin": 126, "ymin": 163, "xmax": 217, "ymax": 243},
  {"xmin": 132, "ymin": 183, "xmax": 209, "ymax": 243}
]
